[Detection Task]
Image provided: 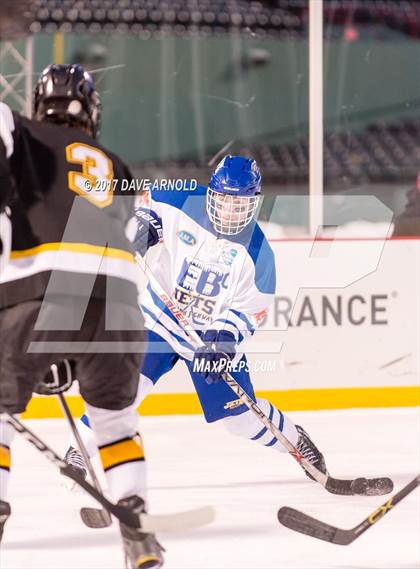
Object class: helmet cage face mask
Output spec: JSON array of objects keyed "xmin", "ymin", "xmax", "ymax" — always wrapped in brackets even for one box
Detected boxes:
[{"xmin": 206, "ymin": 188, "xmax": 260, "ymax": 235}]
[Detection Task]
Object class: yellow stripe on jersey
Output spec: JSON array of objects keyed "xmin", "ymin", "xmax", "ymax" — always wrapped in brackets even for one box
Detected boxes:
[
  {"xmin": 99, "ymin": 436, "xmax": 144, "ymax": 472},
  {"xmin": 10, "ymin": 242, "xmax": 135, "ymax": 263},
  {"xmin": 0, "ymin": 445, "xmax": 11, "ymax": 471}
]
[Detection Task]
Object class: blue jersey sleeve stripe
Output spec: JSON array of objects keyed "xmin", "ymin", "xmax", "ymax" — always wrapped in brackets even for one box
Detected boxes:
[
  {"xmin": 140, "ymin": 304, "xmax": 196, "ymax": 352},
  {"xmin": 230, "ymin": 309, "xmax": 255, "ymax": 333},
  {"xmin": 211, "ymin": 318, "xmax": 243, "ymax": 343},
  {"xmin": 223, "ymin": 319, "xmax": 244, "ymax": 343}
]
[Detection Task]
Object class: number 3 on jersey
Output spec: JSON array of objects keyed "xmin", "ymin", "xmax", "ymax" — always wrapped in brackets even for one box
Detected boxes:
[{"xmin": 66, "ymin": 143, "xmax": 114, "ymax": 208}]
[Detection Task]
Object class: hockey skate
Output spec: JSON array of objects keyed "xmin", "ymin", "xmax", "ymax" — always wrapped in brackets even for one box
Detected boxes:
[
  {"xmin": 295, "ymin": 425, "xmax": 328, "ymax": 481},
  {"xmin": 62, "ymin": 446, "xmax": 87, "ymax": 491},
  {"xmin": 118, "ymin": 496, "xmax": 164, "ymax": 569},
  {"xmin": 64, "ymin": 446, "xmax": 87, "ymax": 479},
  {"xmin": 0, "ymin": 500, "xmax": 11, "ymax": 543}
]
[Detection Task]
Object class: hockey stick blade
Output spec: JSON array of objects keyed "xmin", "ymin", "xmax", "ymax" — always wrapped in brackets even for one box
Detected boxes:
[
  {"xmin": 79, "ymin": 505, "xmax": 215, "ymax": 532},
  {"xmin": 350, "ymin": 476, "xmax": 394, "ymax": 496},
  {"xmin": 325, "ymin": 476, "xmax": 394, "ymax": 496},
  {"xmin": 80, "ymin": 507, "xmax": 112, "ymax": 529},
  {"xmin": 278, "ymin": 506, "xmax": 352, "ymax": 545},
  {"xmin": 278, "ymin": 475, "xmax": 419, "ymax": 545}
]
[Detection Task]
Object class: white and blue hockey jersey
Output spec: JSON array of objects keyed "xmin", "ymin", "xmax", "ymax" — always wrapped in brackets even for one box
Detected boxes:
[{"xmin": 140, "ymin": 184, "xmax": 276, "ymax": 359}]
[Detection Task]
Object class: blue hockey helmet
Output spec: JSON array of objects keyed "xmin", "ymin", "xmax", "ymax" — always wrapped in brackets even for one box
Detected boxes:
[{"xmin": 207, "ymin": 155, "xmax": 261, "ymax": 235}]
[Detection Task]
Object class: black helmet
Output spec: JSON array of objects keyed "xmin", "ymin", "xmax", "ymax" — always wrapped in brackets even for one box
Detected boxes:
[{"xmin": 33, "ymin": 64, "xmax": 101, "ymax": 137}]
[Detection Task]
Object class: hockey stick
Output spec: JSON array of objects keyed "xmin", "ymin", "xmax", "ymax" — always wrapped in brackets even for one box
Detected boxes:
[
  {"xmin": 136, "ymin": 252, "xmax": 393, "ymax": 497},
  {"xmin": 278, "ymin": 474, "xmax": 419, "ymax": 544},
  {"xmin": 55, "ymin": 380, "xmax": 112, "ymax": 529},
  {"xmin": 0, "ymin": 410, "xmax": 215, "ymax": 532}
]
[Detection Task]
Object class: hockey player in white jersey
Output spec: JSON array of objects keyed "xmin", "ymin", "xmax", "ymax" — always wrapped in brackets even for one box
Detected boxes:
[{"xmin": 65, "ymin": 155, "xmax": 327, "ymax": 485}]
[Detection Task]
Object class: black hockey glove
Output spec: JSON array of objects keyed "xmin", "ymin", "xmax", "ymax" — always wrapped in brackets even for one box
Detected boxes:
[
  {"xmin": 34, "ymin": 360, "xmax": 75, "ymax": 395},
  {"xmin": 0, "ymin": 207, "xmax": 11, "ymax": 274},
  {"xmin": 133, "ymin": 207, "xmax": 163, "ymax": 256},
  {"xmin": 193, "ymin": 329, "xmax": 236, "ymax": 384}
]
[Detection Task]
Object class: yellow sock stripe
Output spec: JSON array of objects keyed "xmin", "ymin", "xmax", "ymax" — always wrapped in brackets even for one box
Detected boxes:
[
  {"xmin": 136, "ymin": 555, "xmax": 161, "ymax": 568},
  {"xmin": 0, "ymin": 445, "xmax": 11, "ymax": 471},
  {"xmin": 99, "ymin": 437, "xmax": 144, "ymax": 472}
]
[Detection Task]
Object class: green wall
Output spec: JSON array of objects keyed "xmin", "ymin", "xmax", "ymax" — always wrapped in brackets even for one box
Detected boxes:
[{"xmin": 1, "ymin": 33, "xmax": 419, "ymax": 166}]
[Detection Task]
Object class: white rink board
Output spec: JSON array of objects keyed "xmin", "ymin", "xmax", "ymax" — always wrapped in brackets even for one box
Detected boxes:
[{"xmin": 150, "ymin": 239, "xmax": 419, "ymax": 393}]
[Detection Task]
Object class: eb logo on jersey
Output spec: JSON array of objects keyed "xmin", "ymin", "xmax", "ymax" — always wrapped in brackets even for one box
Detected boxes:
[{"xmin": 177, "ymin": 258, "xmax": 229, "ymax": 298}]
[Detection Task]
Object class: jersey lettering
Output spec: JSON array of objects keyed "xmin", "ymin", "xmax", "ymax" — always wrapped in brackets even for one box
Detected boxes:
[
  {"xmin": 177, "ymin": 258, "xmax": 229, "ymax": 298},
  {"xmin": 196, "ymin": 269, "xmax": 226, "ymax": 297},
  {"xmin": 66, "ymin": 142, "xmax": 114, "ymax": 208}
]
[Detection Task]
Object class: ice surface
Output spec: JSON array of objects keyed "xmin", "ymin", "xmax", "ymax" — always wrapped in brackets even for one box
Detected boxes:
[{"xmin": 1, "ymin": 407, "xmax": 419, "ymax": 569}]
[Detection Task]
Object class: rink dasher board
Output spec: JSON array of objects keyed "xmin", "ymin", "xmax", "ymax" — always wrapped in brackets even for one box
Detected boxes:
[{"xmin": 24, "ymin": 238, "xmax": 419, "ymax": 417}]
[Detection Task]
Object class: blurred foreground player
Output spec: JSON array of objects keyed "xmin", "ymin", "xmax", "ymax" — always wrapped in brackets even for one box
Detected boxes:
[
  {"xmin": 0, "ymin": 64, "xmax": 163, "ymax": 568},
  {"xmin": 66, "ymin": 156, "xmax": 328, "ymax": 485}
]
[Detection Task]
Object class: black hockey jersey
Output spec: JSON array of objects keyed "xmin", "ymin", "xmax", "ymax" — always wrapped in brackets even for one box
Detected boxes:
[{"xmin": 0, "ymin": 102, "xmax": 140, "ymax": 309}]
